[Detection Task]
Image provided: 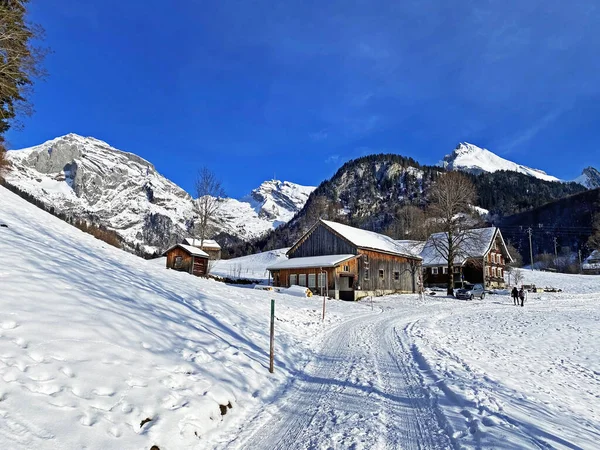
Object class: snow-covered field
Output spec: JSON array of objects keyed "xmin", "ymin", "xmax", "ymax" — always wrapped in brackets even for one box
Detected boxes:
[
  {"xmin": 1, "ymin": 184, "xmax": 599, "ymax": 449},
  {"xmin": 210, "ymin": 248, "xmax": 289, "ymax": 282}
]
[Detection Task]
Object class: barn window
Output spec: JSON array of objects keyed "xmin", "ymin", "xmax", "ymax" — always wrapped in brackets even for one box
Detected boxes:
[
  {"xmin": 432, "ymin": 267, "xmax": 438, "ymax": 275},
  {"xmin": 379, "ymin": 269, "xmax": 384, "ymax": 280},
  {"xmin": 318, "ymin": 272, "xmax": 327, "ymax": 287},
  {"xmin": 364, "ymin": 269, "xmax": 369, "ymax": 280},
  {"xmin": 308, "ymin": 274, "xmax": 316, "ymax": 288},
  {"xmin": 299, "ymin": 274, "xmax": 307, "ymax": 286},
  {"xmin": 290, "ymin": 274, "xmax": 297, "ymax": 286},
  {"xmin": 394, "ymin": 271, "xmax": 400, "ymax": 281},
  {"xmin": 174, "ymin": 256, "xmax": 183, "ymax": 269},
  {"xmin": 343, "ymin": 265, "xmax": 350, "ymax": 272}
]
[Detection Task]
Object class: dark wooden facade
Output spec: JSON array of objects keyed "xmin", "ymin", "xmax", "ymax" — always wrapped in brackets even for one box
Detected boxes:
[
  {"xmin": 165, "ymin": 246, "xmax": 208, "ymax": 277},
  {"xmin": 270, "ymin": 221, "xmax": 420, "ymax": 300},
  {"xmin": 423, "ymin": 232, "xmax": 509, "ymax": 288}
]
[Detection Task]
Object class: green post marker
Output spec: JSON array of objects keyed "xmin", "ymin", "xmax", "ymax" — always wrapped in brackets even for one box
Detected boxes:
[{"xmin": 269, "ymin": 299, "xmax": 275, "ymax": 373}]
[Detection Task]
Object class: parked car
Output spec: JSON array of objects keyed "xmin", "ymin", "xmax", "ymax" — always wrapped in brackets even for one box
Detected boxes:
[{"xmin": 455, "ymin": 283, "xmax": 486, "ymax": 300}]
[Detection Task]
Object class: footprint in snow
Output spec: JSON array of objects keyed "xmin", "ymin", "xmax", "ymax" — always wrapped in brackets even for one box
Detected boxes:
[{"xmin": 1, "ymin": 321, "xmax": 18, "ymax": 330}]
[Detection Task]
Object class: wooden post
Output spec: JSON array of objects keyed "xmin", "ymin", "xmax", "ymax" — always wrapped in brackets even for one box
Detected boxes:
[
  {"xmin": 269, "ymin": 299, "xmax": 275, "ymax": 373},
  {"xmin": 322, "ymin": 294, "xmax": 326, "ymax": 321}
]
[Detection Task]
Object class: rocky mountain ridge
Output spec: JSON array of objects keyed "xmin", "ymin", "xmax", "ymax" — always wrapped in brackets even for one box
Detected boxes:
[{"xmin": 5, "ymin": 134, "xmax": 314, "ymax": 254}]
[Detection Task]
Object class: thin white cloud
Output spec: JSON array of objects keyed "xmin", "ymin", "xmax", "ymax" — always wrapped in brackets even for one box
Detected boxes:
[{"xmin": 499, "ymin": 109, "xmax": 564, "ymax": 155}]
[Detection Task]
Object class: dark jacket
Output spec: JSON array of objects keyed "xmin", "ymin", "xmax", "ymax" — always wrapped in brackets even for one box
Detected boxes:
[{"xmin": 511, "ymin": 287, "xmax": 519, "ymax": 298}]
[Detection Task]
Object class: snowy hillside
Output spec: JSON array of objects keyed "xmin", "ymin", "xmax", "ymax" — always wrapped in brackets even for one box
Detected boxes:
[
  {"xmin": 0, "ymin": 185, "xmax": 360, "ymax": 449},
  {"xmin": 5, "ymin": 134, "xmax": 315, "ymax": 252},
  {"xmin": 441, "ymin": 142, "xmax": 561, "ymax": 182}
]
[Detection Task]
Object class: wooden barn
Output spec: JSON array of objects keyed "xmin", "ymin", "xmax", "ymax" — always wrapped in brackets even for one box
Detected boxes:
[
  {"xmin": 420, "ymin": 227, "xmax": 512, "ymax": 289},
  {"xmin": 267, "ymin": 219, "xmax": 422, "ymax": 300},
  {"xmin": 163, "ymin": 244, "xmax": 209, "ymax": 276},
  {"xmin": 182, "ymin": 238, "xmax": 222, "ymax": 260}
]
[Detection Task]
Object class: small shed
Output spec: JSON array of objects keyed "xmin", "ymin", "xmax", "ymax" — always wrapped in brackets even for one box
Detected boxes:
[{"xmin": 163, "ymin": 244, "xmax": 209, "ymax": 276}]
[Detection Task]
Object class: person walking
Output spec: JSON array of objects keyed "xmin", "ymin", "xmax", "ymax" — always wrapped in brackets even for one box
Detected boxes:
[
  {"xmin": 518, "ymin": 287, "xmax": 526, "ymax": 307},
  {"xmin": 511, "ymin": 286, "xmax": 519, "ymax": 306}
]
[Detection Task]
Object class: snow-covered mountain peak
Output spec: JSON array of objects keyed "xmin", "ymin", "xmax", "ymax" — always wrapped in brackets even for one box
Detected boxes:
[
  {"xmin": 573, "ymin": 167, "xmax": 600, "ymax": 189},
  {"xmin": 440, "ymin": 142, "xmax": 561, "ymax": 182},
  {"xmin": 242, "ymin": 179, "xmax": 316, "ymax": 224}
]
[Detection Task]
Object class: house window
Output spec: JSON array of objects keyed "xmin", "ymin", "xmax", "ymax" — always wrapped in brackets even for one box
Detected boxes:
[
  {"xmin": 432, "ymin": 267, "xmax": 438, "ymax": 275},
  {"xmin": 174, "ymin": 256, "xmax": 183, "ymax": 269},
  {"xmin": 379, "ymin": 269, "xmax": 384, "ymax": 280},
  {"xmin": 486, "ymin": 266, "xmax": 490, "ymax": 277},
  {"xmin": 308, "ymin": 274, "xmax": 316, "ymax": 288},
  {"xmin": 454, "ymin": 266, "xmax": 460, "ymax": 273},
  {"xmin": 290, "ymin": 274, "xmax": 297, "ymax": 286},
  {"xmin": 298, "ymin": 274, "xmax": 307, "ymax": 286},
  {"xmin": 442, "ymin": 267, "xmax": 448, "ymax": 274},
  {"xmin": 394, "ymin": 271, "xmax": 400, "ymax": 281},
  {"xmin": 318, "ymin": 272, "xmax": 327, "ymax": 287},
  {"xmin": 492, "ymin": 267, "xmax": 496, "ymax": 277},
  {"xmin": 498, "ymin": 268, "xmax": 503, "ymax": 278}
]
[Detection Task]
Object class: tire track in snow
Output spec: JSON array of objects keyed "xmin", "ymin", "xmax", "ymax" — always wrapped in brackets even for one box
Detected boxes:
[{"xmin": 219, "ymin": 308, "xmax": 452, "ymax": 450}]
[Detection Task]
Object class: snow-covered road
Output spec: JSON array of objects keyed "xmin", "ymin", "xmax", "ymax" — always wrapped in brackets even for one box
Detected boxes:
[
  {"xmin": 216, "ymin": 300, "xmax": 452, "ymax": 450},
  {"xmin": 214, "ymin": 291, "xmax": 600, "ymax": 450}
]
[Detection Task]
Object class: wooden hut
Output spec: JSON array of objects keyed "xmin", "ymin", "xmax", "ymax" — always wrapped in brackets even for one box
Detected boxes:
[
  {"xmin": 267, "ymin": 219, "xmax": 422, "ymax": 300},
  {"xmin": 163, "ymin": 244, "xmax": 209, "ymax": 276}
]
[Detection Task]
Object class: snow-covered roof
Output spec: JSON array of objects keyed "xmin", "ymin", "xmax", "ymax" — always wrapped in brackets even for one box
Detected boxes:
[
  {"xmin": 583, "ymin": 249, "xmax": 600, "ymax": 264},
  {"xmin": 182, "ymin": 238, "xmax": 221, "ymax": 249},
  {"xmin": 163, "ymin": 243, "xmax": 209, "ymax": 258},
  {"xmin": 267, "ymin": 254, "xmax": 357, "ymax": 270},
  {"xmin": 420, "ymin": 227, "xmax": 508, "ymax": 266},
  {"xmin": 582, "ymin": 250, "xmax": 600, "ymax": 270},
  {"xmin": 394, "ymin": 240, "xmax": 426, "ymax": 257},
  {"xmin": 319, "ymin": 220, "xmax": 420, "ymax": 258}
]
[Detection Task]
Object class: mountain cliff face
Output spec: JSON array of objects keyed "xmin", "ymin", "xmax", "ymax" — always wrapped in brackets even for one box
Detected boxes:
[
  {"xmin": 5, "ymin": 134, "xmax": 314, "ymax": 253},
  {"xmin": 441, "ymin": 142, "xmax": 561, "ymax": 182},
  {"xmin": 573, "ymin": 167, "xmax": 600, "ymax": 189}
]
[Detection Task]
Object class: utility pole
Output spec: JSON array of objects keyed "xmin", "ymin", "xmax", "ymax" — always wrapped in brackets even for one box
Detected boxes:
[
  {"xmin": 553, "ymin": 237, "xmax": 558, "ymax": 269},
  {"xmin": 527, "ymin": 227, "xmax": 534, "ymax": 271},
  {"xmin": 578, "ymin": 250, "xmax": 583, "ymax": 274}
]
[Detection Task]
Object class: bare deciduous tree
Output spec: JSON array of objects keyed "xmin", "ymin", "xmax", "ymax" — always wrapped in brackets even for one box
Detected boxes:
[
  {"xmin": 425, "ymin": 172, "xmax": 480, "ymax": 295},
  {"xmin": 513, "ymin": 268, "xmax": 524, "ymax": 287},
  {"xmin": 194, "ymin": 167, "xmax": 225, "ymax": 250},
  {"xmin": 385, "ymin": 204, "xmax": 427, "ymax": 240},
  {"xmin": 0, "ymin": 140, "xmax": 9, "ymax": 178}
]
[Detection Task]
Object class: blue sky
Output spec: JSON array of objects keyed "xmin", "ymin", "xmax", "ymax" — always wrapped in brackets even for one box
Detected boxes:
[{"xmin": 7, "ymin": 0, "xmax": 600, "ymax": 198}]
